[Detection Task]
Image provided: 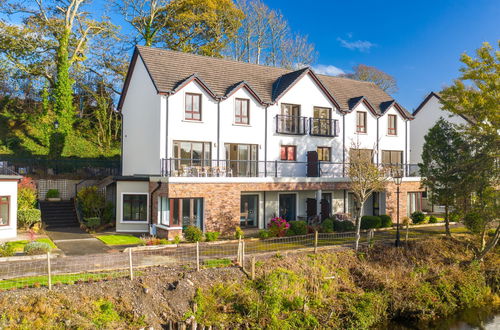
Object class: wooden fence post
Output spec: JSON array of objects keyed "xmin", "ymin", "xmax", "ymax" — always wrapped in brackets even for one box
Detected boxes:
[
  {"xmin": 242, "ymin": 241, "xmax": 246, "ymax": 270},
  {"xmin": 314, "ymin": 231, "xmax": 318, "ymax": 253},
  {"xmin": 128, "ymin": 249, "xmax": 134, "ymax": 280},
  {"xmin": 196, "ymin": 241, "xmax": 200, "ymax": 272},
  {"xmin": 47, "ymin": 252, "xmax": 52, "ymax": 290},
  {"xmin": 251, "ymin": 257, "xmax": 256, "ymax": 280}
]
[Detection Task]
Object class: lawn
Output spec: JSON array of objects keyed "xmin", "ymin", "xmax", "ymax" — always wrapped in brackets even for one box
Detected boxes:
[
  {"xmin": 6, "ymin": 238, "xmax": 57, "ymax": 252},
  {"xmin": 96, "ymin": 234, "xmax": 143, "ymax": 246}
]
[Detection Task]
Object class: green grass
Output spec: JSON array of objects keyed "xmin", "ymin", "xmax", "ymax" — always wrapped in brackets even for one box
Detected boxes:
[
  {"xmin": 203, "ymin": 258, "xmax": 232, "ymax": 268},
  {"xmin": 0, "ymin": 271, "xmax": 142, "ymax": 291},
  {"xmin": 6, "ymin": 238, "xmax": 57, "ymax": 252},
  {"xmin": 96, "ymin": 234, "xmax": 143, "ymax": 246}
]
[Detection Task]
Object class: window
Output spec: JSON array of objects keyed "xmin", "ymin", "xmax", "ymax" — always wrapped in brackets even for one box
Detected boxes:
[
  {"xmin": 381, "ymin": 150, "xmax": 403, "ymax": 164},
  {"xmin": 173, "ymin": 141, "xmax": 211, "ymax": 167},
  {"xmin": 356, "ymin": 111, "xmax": 367, "ymax": 133},
  {"xmin": 168, "ymin": 198, "xmax": 204, "ymax": 229},
  {"xmin": 235, "ymin": 98, "xmax": 250, "ymax": 125},
  {"xmin": 185, "ymin": 93, "xmax": 202, "ymax": 121},
  {"xmin": 317, "ymin": 147, "xmax": 331, "ymax": 161},
  {"xmin": 278, "ymin": 104, "xmax": 303, "ymax": 134},
  {"xmin": 311, "ymin": 107, "xmax": 333, "ymax": 136},
  {"xmin": 280, "ymin": 145, "xmax": 296, "ymax": 161},
  {"xmin": 407, "ymin": 192, "xmax": 423, "ymax": 216},
  {"xmin": 388, "ymin": 115, "xmax": 397, "ymax": 135},
  {"xmin": 349, "ymin": 148, "xmax": 373, "ymax": 163},
  {"xmin": 122, "ymin": 194, "xmax": 147, "ymax": 222},
  {"xmin": 0, "ymin": 196, "xmax": 9, "ymax": 226}
]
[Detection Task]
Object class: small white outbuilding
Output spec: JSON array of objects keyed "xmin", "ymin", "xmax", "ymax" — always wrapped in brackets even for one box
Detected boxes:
[{"xmin": 0, "ymin": 175, "xmax": 22, "ymax": 239}]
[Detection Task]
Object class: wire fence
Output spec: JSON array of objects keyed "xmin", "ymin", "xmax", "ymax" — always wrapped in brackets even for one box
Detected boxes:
[{"xmin": 0, "ymin": 230, "xmax": 375, "ymax": 291}]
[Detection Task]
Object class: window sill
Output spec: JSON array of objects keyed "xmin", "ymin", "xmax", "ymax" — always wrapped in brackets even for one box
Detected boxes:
[
  {"xmin": 182, "ymin": 119, "xmax": 204, "ymax": 123},
  {"xmin": 120, "ymin": 220, "xmax": 148, "ymax": 224},
  {"xmin": 386, "ymin": 134, "xmax": 398, "ymax": 137},
  {"xmin": 155, "ymin": 224, "xmax": 183, "ymax": 230},
  {"xmin": 355, "ymin": 132, "xmax": 368, "ymax": 135},
  {"xmin": 232, "ymin": 123, "xmax": 251, "ymax": 127}
]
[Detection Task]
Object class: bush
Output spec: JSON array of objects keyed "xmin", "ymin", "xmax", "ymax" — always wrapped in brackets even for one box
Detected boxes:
[
  {"xmin": 173, "ymin": 235, "xmax": 181, "ymax": 244},
  {"xmin": 379, "ymin": 215, "xmax": 392, "ymax": 228},
  {"xmin": 46, "ymin": 189, "xmax": 60, "ymax": 199},
  {"xmin": 429, "ymin": 215, "xmax": 438, "ymax": 224},
  {"xmin": 0, "ymin": 243, "xmax": 15, "ymax": 257},
  {"xmin": 77, "ymin": 186, "xmax": 105, "ymax": 218},
  {"xmin": 410, "ymin": 211, "xmax": 425, "ymax": 224},
  {"xmin": 268, "ymin": 217, "xmax": 289, "ymax": 237},
  {"xmin": 321, "ymin": 218, "xmax": 334, "ymax": 233},
  {"xmin": 333, "ymin": 220, "xmax": 355, "ymax": 232},
  {"xmin": 234, "ymin": 226, "xmax": 244, "ymax": 239},
  {"xmin": 258, "ymin": 229, "xmax": 270, "ymax": 239},
  {"xmin": 287, "ymin": 221, "xmax": 307, "ymax": 236},
  {"xmin": 205, "ymin": 231, "xmax": 220, "ymax": 242},
  {"xmin": 17, "ymin": 208, "xmax": 41, "ymax": 229},
  {"xmin": 141, "ymin": 236, "xmax": 170, "ymax": 246},
  {"xmin": 24, "ymin": 241, "xmax": 52, "ymax": 255},
  {"xmin": 18, "ymin": 177, "xmax": 37, "ymax": 210},
  {"xmin": 184, "ymin": 225, "xmax": 203, "ymax": 242},
  {"xmin": 84, "ymin": 217, "xmax": 101, "ymax": 229},
  {"xmin": 360, "ymin": 216, "xmax": 382, "ymax": 229},
  {"xmin": 463, "ymin": 212, "xmax": 483, "ymax": 234}
]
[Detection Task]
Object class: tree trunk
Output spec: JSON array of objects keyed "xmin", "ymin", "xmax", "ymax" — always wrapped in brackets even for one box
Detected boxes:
[
  {"xmin": 444, "ymin": 205, "xmax": 451, "ymax": 236},
  {"xmin": 354, "ymin": 203, "xmax": 363, "ymax": 252},
  {"xmin": 474, "ymin": 223, "xmax": 500, "ymax": 261}
]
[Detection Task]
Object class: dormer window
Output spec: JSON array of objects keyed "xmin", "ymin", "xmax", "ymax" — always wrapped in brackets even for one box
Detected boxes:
[
  {"xmin": 356, "ymin": 111, "xmax": 367, "ymax": 133},
  {"xmin": 235, "ymin": 98, "xmax": 250, "ymax": 125},
  {"xmin": 388, "ymin": 114, "xmax": 397, "ymax": 135},
  {"xmin": 185, "ymin": 93, "xmax": 202, "ymax": 121}
]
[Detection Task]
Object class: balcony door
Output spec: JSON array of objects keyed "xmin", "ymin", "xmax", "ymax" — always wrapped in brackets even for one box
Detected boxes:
[
  {"xmin": 280, "ymin": 104, "xmax": 301, "ymax": 134},
  {"xmin": 312, "ymin": 107, "xmax": 332, "ymax": 136},
  {"xmin": 225, "ymin": 144, "xmax": 258, "ymax": 177}
]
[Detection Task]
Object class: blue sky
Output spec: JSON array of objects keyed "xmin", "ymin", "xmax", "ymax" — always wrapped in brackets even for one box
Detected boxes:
[{"xmin": 264, "ymin": 0, "xmax": 499, "ymax": 110}]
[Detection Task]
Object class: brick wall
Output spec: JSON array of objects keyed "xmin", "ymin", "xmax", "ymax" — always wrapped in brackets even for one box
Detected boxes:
[{"xmin": 385, "ymin": 181, "xmax": 425, "ymax": 223}]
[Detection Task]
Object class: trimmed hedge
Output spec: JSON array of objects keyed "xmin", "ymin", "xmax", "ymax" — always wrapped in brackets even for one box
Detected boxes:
[
  {"xmin": 17, "ymin": 209, "xmax": 41, "ymax": 229},
  {"xmin": 321, "ymin": 218, "xmax": 334, "ymax": 233},
  {"xmin": 360, "ymin": 216, "xmax": 382, "ymax": 229},
  {"xmin": 411, "ymin": 211, "xmax": 425, "ymax": 224},
  {"xmin": 429, "ymin": 215, "xmax": 438, "ymax": 224},
  {"xmin": 333, "ymin": 220, "xmax": 355, "ymax": 232},
  {"xmin": 287, "ymin": 221, "xmax": 307, "ymax": 236},
  {"xmin": 46, "ymin": 189, "xmax": 60, "ymax": 198},
  {"xmin": 84, "ymin": 217, "xmax": 101, "ymax": 229},
  {"xmin": 379, "ymin": 215, "xmax": 392, "ymax": 228},
  {"xmin": 184, "ymin": 226, "xmax": 203, "ymax": 242}
]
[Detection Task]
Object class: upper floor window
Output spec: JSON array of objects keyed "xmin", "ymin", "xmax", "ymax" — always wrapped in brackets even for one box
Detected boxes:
[
  {"xmin": 356, "ymin": 111, "xmax": 367, "ymax": 133},
  {"xmin": 349, "ymin": 148, "xmax": 373, "ymax": 163},
  {"xmin": 280, "ymin": 145, "xmax": 296, "ymax": 161},
  {"xmin": 0, "ymin": 196, "xmax": 9, "ymax": 226},
  {"xmin": 381, "ymin": 150, "xmax": 403, "ymax": 164},
  {"xmin": 317, "ymin": 147, "xmax": 331, "ymax": 161},
  {"xmin": 185, "ymin": 93, "xmax": 202, "ymax": 121},
  {"xmin": 388, "ymin": 115, "xmax": 397, "ymax": 135},
  {"xmin": 235, "ymin": 98, "xmax": 250, "ymax": 125}
]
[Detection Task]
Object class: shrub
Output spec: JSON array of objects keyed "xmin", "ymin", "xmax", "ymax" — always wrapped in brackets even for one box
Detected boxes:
[
  {"xmin": 184, "ymin": 226, "xmax": 203, "ymax": 242},
  {"xmin": 287, "ymin": 221, "xmax": 307, "ymax": 236},
  {"xmin": 141, "ymin": 236, "xmax": 170, "ymax": 245},
  {"xmin": 234, "ymin": 226, "xmax": 244, "ymax": 239},
  {"xmin": 17, "ymin": 208, "xmax": 41, "ymax": 229},
  {"xmin": 360, "ymin": 216, "xmax": 382, "ymax": 229},
  {"xmin": 205, "ymin": 231, "xmax": 220, "ymax": 242},
  {"xmin": 379, "ymin": 215, "xmax": 392, "ymax": 228},
  {"xmin": 0, "ymin": 243, "xmax": 15, "ymax": 257},
  {"xmin": 173, "ymin": 235, "xmax": 181, "ymax": 244},
  {"xmin": 268, "ymin": 217, "xmax": 289, "ymax": 237},
  {"xmin": 84, "ymin": 217, "xmax": 101, "ymax": 229},
  {"xmin": 258, "ymin": 229, "xmax": 270, "ymax": 239},
  {"xmin": 410, "ymin": 211, "xmax": 425, "ymax": 224},
  {"xmin": 46, "ymin": 189, "xmax": 60, "ymax": 199},
  {"xmin": 333, "ymin": 220, "xmax": 355, "ymax": 232},
  {"xmin": 429, "ymin": 215, "xmax": 438, "ymax": 224},
  {"xmin": 463, "ymin": 212, "xmax": 483, "ymax": 234},
  {"xmin": 17, "ymin": 177, "xmax": 37, "ymax": 210},
  {"xmin": 321, "ymin": 218, "xmax": 334, "ymax": 233},
  {"xmin": 24, "ymin": 241, "xmax": 52, "ymax": 255},
  {"xmin": 77, "ymin": 186, "xmax": 105, "ymax": 218}
]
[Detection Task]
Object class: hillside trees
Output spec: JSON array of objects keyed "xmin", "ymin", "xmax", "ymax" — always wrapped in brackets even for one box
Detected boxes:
[{"xmin": 341, "ymin": 64, "xmax": 398, "ymax": 94}]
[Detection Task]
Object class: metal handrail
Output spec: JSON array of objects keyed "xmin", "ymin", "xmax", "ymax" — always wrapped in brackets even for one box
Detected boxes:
[
  {"xmin": 309, "ymin": 118, "xmax": 339, "ymax": 137},
  {"xmin": 275, "ymin": 115, "xmax": 307, "ymax": 135}
]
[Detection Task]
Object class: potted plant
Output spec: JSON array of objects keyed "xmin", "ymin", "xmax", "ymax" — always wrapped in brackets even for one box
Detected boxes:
[{"xmin": 46, "ymin": 189, "xmax": 61, "ymax": 201}]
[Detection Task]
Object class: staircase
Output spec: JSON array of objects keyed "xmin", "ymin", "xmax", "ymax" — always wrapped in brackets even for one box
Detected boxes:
[{"xmin": 40, "ymin": 201, "xmax": 80, "ymax": 229}]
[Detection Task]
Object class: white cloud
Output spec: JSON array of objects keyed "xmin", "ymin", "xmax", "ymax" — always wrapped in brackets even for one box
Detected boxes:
[
  {"xmin": 312, "ymin": 64, "xmax": 345, "ymax": 76},
  {"xmin": 337, "ymin": 37, "xmax": 376, "ymax": 52}
]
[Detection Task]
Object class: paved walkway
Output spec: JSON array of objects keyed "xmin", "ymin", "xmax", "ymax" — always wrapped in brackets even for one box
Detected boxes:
[{"xmin": 45, "ymin": 227, "xmax": 110, "ymax": 256}]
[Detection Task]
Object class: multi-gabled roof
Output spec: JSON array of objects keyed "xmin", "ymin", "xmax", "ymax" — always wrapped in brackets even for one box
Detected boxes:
[{"xmin": 118, "ymin": 45, "xmax": 413, "ymax": 119}]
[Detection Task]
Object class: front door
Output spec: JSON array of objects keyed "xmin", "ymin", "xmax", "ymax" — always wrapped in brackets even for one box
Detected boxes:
[
  {"xmin": 279, "ymin": 194, "xmax": 296, "ymax": 221},
  {"xmin": 321, "ymin": 193, "xmax": 332, "ymax": 220},
  {"xmin": 240, "ymin": 195, "xmax": 258, "ymax": 227}
]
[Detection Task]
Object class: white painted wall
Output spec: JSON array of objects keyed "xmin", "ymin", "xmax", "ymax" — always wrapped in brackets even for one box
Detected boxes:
[
  {"xmin": 378, "ymin": 106, "xmax": 410, "ymax": 164},
  {"xmin": 122, "ymin": 57, "xmax": 162, "ymax": 176},
  {"xmin": 410, "ymin": 95, "xmax": 467, "ymax": 164},
  {"xmin": 115, "ymin": 180, "xmax": 150, "ymax": 233},
  {"xmin": 0, "ymin": 179, "xmax": 18, "ymax": 239}
]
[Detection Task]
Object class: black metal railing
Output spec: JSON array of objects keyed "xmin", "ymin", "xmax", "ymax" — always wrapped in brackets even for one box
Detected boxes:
[
  {"xmin": 160, "ymin": 158, "xmax": 421, "ymax": 179},
  {"xmin": 309, "ymin": 118, "xmax": 339, "ymax": 137},
  {"xmin": 275, "ymin": 115, "xmax": 307, "ymax": 135}
]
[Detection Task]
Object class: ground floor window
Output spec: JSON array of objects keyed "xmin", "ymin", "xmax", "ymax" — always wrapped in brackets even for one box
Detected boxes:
[
  {"xmin": 162, "ymin": 198, "xmax": 204, "ymax": 229},
  {"xmin": 122, "ymin": 194, "xmax": 147, "ymax": 222},
  {"xmin": 0, "ymin": 196, "xmax": 9, "ymax": 226},
  {"xmin": 407, "ymin": 192, "xmax": 422, "ymax": 216}
]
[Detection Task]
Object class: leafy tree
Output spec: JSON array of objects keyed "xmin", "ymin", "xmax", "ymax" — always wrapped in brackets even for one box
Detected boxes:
[
  {"xmin": 341, "ymin": 64, "xmax": 398, "ymax": 94},
  {"xmin": 419, "ymin": 118, "xmax": 467, "ymax": 236}
]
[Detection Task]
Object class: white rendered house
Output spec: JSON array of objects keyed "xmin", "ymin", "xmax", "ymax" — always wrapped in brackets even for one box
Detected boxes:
[
  {"xmin": 116, "ymin": 46, "xmax": 422, "ymax": 237},
  {"xmin": 0, "ymin": 174, "xmax": 21, "ymax": 239}
]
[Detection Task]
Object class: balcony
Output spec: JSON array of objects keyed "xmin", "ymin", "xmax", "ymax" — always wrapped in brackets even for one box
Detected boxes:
[
  {"xmin": 275, "ymin": 115, "xmax": 307, "ymax": 135},
  {"xmin": 160, "ymin": 158, "xmax": 420, "ymax": 179},
  {"xmin": 309, "ymin": 118, "xmax": 339, "ymax": 137}
]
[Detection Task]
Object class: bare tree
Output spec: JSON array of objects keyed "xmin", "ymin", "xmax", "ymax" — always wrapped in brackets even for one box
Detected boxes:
[
  {"xmin": 347, "ymin": 143, "xmax": 387, "ymax": 251},
  {"xmin": 266, "ymin": 9, "xmax": 288, "ymax": 66},
  {"xmin": 342, "ymin": 64, "xmax": 398, "ymax": 94}
]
